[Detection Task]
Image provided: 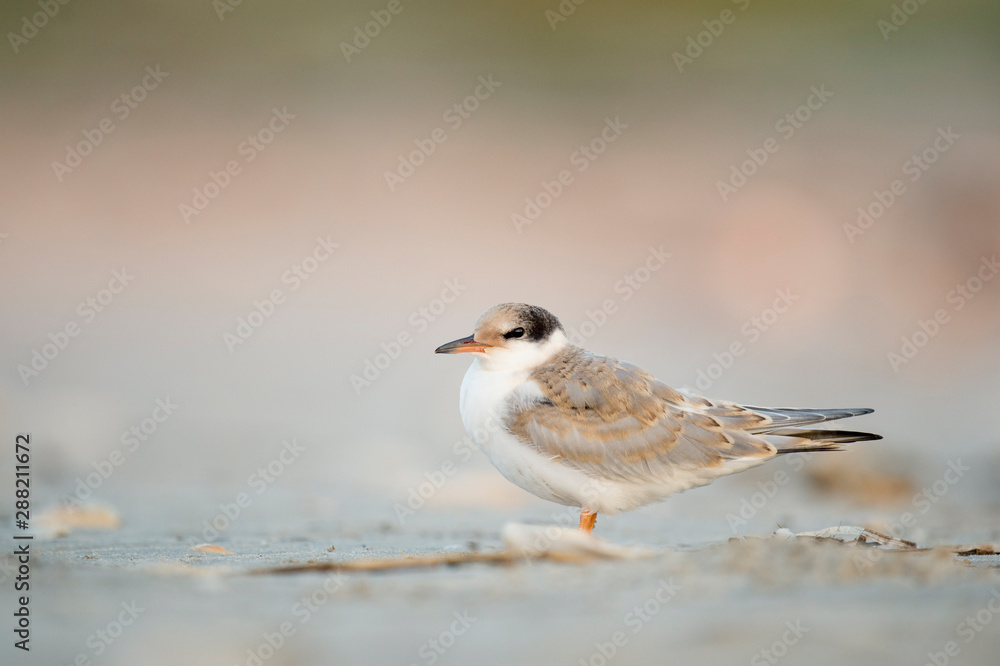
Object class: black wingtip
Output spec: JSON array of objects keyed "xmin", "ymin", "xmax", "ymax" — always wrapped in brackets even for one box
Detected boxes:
[{"xmin": 769, "ymin": 428, "xmax": 883, "ymax": 444}]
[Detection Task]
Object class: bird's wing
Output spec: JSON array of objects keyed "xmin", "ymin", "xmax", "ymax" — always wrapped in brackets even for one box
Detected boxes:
[{"xmin": 504, "ymin": 349, "xmax": 779, "ymax": 482}]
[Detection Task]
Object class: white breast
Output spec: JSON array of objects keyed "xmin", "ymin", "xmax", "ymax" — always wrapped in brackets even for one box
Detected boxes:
[{"xmin": 458, "ymin": 359, "xmax": 608, "ymax": 509}]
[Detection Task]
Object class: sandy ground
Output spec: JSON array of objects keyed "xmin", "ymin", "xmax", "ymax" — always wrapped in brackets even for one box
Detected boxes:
[{"xmin": 8, "ymin": 475, "xmax": 1000, "ymax": 666}]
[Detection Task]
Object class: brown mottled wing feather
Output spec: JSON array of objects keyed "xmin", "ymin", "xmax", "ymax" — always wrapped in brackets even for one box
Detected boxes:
[{"xmin": 505, "ymin": 348, "xmax": 777, "ymax": 482}]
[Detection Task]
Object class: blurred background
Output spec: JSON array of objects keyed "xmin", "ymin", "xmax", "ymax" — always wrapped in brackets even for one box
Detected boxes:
[
  {"xmin": 0, "ymin": 0, "xmax": 1000, "ymax": 664},
  {"xmin": 2, "ymin": 1, "xmax": 1000, "ymax": 664}
]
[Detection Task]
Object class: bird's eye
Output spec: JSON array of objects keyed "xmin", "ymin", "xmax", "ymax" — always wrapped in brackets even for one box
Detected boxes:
[{"xmin": 504, "ymin": 327, "xmax": 525, "ymax": 339}]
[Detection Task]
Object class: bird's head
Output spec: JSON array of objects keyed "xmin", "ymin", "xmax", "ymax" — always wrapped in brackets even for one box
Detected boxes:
[{"xmin": 435, "ymin": 303, "xmax": 568, "ymax": 371}]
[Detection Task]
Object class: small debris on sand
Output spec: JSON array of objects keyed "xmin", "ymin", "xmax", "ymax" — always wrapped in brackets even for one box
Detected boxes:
[
  {"xmin": 501, "ymin": 523, "xmax": 655, "ymax": 562},
  {"xmin": 244, "ymin": 523, "xmax": 1000, "ymax": 577},
  {"xmin": 794, "ymin": 526, "xmax": 917, "ymax": 549},
  {"xmin": 36, "ymin": 503, "xmax": 122, "ymax": 536},
  {"xmin": 192, "ymin": 544, "xmax": 235, "ymax": 554}
]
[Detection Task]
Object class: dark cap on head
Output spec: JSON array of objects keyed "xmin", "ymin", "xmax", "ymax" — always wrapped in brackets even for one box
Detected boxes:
[{"xmin": 507, "ymin": 303, "xmax": 563, "ymax": 341}]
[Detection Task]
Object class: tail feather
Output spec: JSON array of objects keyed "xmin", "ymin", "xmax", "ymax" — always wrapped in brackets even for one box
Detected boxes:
[
  {"xmin": 747, "ymin": 406, "xmax": 874, "ymax": 433},
  {"xmin": 766, "ymin": 427, "xmax": 883, "ymax": 454}
]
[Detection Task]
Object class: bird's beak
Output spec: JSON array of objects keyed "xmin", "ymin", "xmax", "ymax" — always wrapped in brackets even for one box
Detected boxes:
[{"xmin": 435, "ymin": 334, "xmax": 492, "ymax": 354}]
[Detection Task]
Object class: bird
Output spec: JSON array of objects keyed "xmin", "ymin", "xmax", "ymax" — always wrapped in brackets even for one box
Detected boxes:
[{"xmin": 435, "ymin": 303, "xmax": 880, "ymax": 534}]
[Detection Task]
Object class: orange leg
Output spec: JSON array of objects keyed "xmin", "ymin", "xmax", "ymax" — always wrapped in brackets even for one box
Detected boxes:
[{"xmin": 579, "ymin": 509, "xmax": 597, "ymax": 533}]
